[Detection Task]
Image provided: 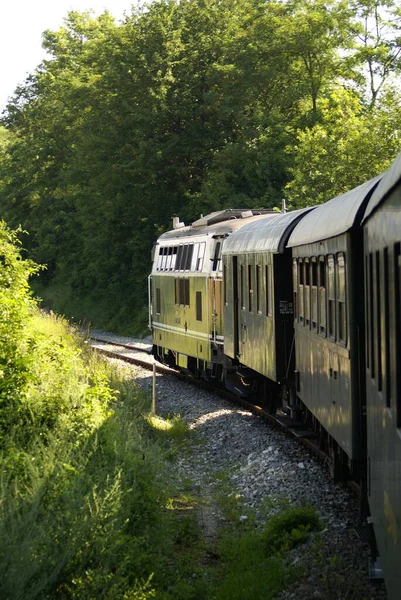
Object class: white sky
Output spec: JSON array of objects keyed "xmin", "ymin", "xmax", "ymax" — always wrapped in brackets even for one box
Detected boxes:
[{"xmin": 0, "ymin": 0, "xmax": 137, "ymax": 112}]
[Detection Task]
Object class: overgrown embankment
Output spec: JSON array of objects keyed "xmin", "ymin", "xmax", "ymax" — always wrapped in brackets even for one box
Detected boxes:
[{"xmin": 0, "ymin": 222, "xmax": 322, "ymax": 599}]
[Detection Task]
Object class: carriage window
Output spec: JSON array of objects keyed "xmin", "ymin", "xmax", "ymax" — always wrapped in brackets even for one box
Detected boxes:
[
  {"xmin": 304, "ymin": 259, "xmax": 310, "ymax": 326},
  {"xmin": 327, "ymin": 255, "xmax": 336, "ymax": 340},
  {"xmin": 384, "ymin": 248, "xmax": 390, "ymax": 407},
  {"xmin": 161, "ymin": 247, "xmax": 167, "ymax": 271},
  {"xmin": 369, "ymin": 252, "xmax": 375, "ymax": 378},
  {"xmin": 191, "ymin": 243, "xmax": 199, "ymax": 271},
  {"xmin": 185, "ymin": 244, "xmax": 194, "ymax": 271},
  {"xmin": 224, "ymin": 264, "xmax": 228, "ymax": 305},
  {"xmin": 212, "ymin": 242, "xmax": 221, "ymax": 271},
  {"xmin": 293, "ymin": 259, "xmax": 298, "ymax": 321},
  {"xmin": 196, "ymin": 291, "xmax": 202, "ymax": 321},
  {"xmin": 196, "ymin": 242, "xmax": 205, "ymax": 271},
  {"xmin": 240, "ymin": 265, "xmax": 245, "ymax": 310},
  {"xmin": 394, "ymin": 243, "xmax": 401, "ymax": 427},
  {"xmin": 156, "ymin": 248, "xmax": 162, "ymax": 271},
  {"xmin": 298, "ymin": 259, "xmax": 304, "ymax": 323},
  {"xmin": 248, "ymin": 264, "xmax": 253, "ymax": 312},
  {"xmin": 176, "ymin": 245, "xmax": 184, "ymax": 270},
  {"xmin": 311, "ymin": 258, "xmax": 318, "ymax": 331},
  {"xmin": 319, "ymin": 256, "xmax": 326, "ymax": 335},
  {"xmin": 156, "ymin": 288, "xmax": 161, "ymax": 315},
  {"xmin": 171, "ymin": 247, "xmax": 178, "ymax": 270},
  {"xmin": 175, "ymin": 278, "xmax": 190, "ymax": 306},
  {"xmin": 256, "ymin": 265, "xmax": 262, "ymax": 314},
  {"xmin": 376, "ymin": 251, "xmax": 382, "ymax": 391},
  {"xmin": 266, "ymin": 264, "xmax": 272, "ymax": 317},
  {"xmin": 166, "ymin": 247, "xmax": 172, "ymax": 270},
  {"xmin": 337, "ymin": 253, "xmax": 347, "ymax": 345},
  {"xmin": 182, "ymin": 244, "xmax": 189, "ymax": 271}
]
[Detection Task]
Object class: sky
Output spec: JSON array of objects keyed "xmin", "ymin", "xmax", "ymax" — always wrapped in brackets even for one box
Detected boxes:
[{"xmin": 0, "ymin": 0, "xmax": 137, "ymax": 112}]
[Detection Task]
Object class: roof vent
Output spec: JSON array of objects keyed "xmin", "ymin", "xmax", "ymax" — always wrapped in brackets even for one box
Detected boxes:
[{"xmin": 173, "ymin": 216, "xmax": 185, "ymax": 229}]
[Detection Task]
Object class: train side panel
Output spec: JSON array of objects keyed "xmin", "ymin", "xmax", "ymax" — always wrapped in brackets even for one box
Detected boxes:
[
  {"xmin": 291, "ymin": 232, "xmax": 365, "ymax": 465},
  {"xmin": 364, "ymin": 186, "xmax": 401, "ymax": 600}
]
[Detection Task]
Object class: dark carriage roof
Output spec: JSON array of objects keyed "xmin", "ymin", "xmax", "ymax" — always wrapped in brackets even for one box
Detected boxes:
[
  {"xmin": 222, "ymin": 208, "xmax": 313, "ymax": 255},
  {"xmin": 287, "ymin": 176, "xmax": 381, "ymax": 247},
  {"xmin": 363, "ymin": 151, "xmax": 401, "ymax": 222}
]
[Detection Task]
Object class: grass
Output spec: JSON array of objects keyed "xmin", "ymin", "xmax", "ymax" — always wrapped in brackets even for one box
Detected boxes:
[{"xmin": 0, "ymin": 309, "xmax": 325, "ymax": 600}]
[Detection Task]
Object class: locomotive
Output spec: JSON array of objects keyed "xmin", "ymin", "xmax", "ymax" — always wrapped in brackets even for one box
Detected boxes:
[{"xmin": 149, "ymin": 151, "xmax": 401, "ymax": 600}]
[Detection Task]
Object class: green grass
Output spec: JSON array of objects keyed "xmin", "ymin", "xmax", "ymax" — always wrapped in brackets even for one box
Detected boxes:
[
  {"xmin": 0, "ymin": 302, "xmax": 323, "ymax": 600},
  {"xmin": 208, "ymin": 484, "xmax": 321, "ymax": 600}
]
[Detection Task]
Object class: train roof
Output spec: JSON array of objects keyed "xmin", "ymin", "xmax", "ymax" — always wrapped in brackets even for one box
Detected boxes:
[
  {"xmin": 363, "ymin": 151, "xmax": 401, "ymax": 222},
  {"xmin": 157, "ymin": 209, "xmax": 276, "ymax": 242},
  {"xmin": 287, "ymin": 175, "xmax": 381, "ymax": 247},
  {"xmin": 222, "ymin": 208, "xmax": 313, "ymax": 255}
]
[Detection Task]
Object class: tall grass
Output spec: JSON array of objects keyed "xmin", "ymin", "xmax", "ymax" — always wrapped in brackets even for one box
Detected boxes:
[{"xmin": 0, "ymin": 312, "xmax": 177, "ymax": 599}]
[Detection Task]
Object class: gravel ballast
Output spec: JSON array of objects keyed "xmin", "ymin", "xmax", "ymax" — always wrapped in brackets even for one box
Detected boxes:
[{"xmin": 93, "ymin": 331, "xmax": 388, "ymax": 600}]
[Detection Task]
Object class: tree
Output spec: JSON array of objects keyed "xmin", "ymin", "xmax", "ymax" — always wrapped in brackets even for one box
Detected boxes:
[{"xmin": 285, "ymin": 86, "xmax": 401, "ymax": 207}]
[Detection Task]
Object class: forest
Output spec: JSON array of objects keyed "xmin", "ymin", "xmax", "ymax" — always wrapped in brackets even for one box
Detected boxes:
[{"xmin": 0, "ymin": 0, "xmax": 400, "ymax": 333}]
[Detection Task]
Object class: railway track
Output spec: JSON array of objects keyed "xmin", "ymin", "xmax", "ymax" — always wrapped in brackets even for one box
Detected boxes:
[{"xmin": 89, "ymin": 335, "xmax": 359, "ymax": 495}]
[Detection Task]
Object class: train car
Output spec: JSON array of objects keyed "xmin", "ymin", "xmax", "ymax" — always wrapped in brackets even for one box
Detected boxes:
[
  {"xmin": 286, "ymin": 177, "xmax": 381, "ymax": 480},
  {"xmin": 362, "ymin": 153, "xmax": 401, "ymax": 600},
  {"xmin": 149, "ymin": 209, "xmax": 275, "ymax": 378},
  {"xmin": 221, "ymin": 209, "xmax": 313, "ymax": 402}
]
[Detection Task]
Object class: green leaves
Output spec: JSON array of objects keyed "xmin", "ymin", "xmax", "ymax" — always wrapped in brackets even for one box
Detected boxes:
[{"xmin": 0, "ymin": 1, "xmax": 400, "ymax": 329}]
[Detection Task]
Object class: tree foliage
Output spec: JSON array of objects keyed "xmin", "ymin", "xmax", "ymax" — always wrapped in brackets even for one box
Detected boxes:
[{"xmin": 0, "ymin": 0, "xmax": 400, "ymax": 330}]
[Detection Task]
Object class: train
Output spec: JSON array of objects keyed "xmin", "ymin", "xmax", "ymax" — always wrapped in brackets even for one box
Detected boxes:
[{"xmin": 148, "ymin": 151, "xmax": 401, "ymax": 600}]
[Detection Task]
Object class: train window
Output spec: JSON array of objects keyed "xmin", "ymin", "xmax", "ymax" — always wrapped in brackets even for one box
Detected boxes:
[
  {"xmin": 376, "ymin": 251, "xmax": 382, "ymax": 391},
  {"xmin": 240, "ymin": 265, "xmax": 245, "ymax": 310},
  {"xmin": 311, "ymin": 258, "xmax": 318, "ymax": 331},
  {"xmin": 327, "ymin": 255, "xmax": 336, "ymax": 340},
  {"xmin": 384, "ymin": 248, "xmax": 391, "ymax": 407},
  {"xmin": 293, "ymin": 259, "xmax": 298, "ymax": 321},
  {"xmin": 248, "ymin": 264, "xmax": 253, "ymax": 312},
  {"xmin": 298, "ymin": 259, "xmax": 304, "ymax": 323},
  {"xmin": 160, "ymin": 248, "xmax": 167, "ymax": 271},
  {"xmin": 156, "ymin": 288, "xmax": 161, "ymax": 315},
  {"xmin": 185, "ymin": 244, "xmax": 193, "ymax": 271},
  {"xmin": 166, "ymin": 247, "xmax": 172, "ymax": 271},
  {"xmin": 196, "ymin": 242, "xmax": 205, "ymax": 271},
  {"xmin": 224, "ymin": 264, "xmax": 228, "ymax": 305},
  {"xmin": 365, "ymin": 255, "xmax": 370, "ymax": 369},
  {"xmin": 256, "ymin": 265, "xmax": 262, "ymax": 314},
  {"xmin": 337, "ymin": 253, "xmax": 347, "ymax": 345},
  {"xmin": 369, "ymin": 253, "xmax": 375, "ymax": 378},
  {"xmin": 191, "ymin": 243, "xmax": 199, "ymax": 271},
  {"xmin": 182, "ymin": 245, "xmax": 189, "ymax": 271},
  {"xmin": 319, "ymin": 256, "xmax": 326, "ymax": 335},
  {"xmin": 171, "ymin": 247, "xmax": 178, "ymax": 270},
  {"xmin": 175, "ymin": 278, "xmax": 190, "ymax": 306},
  {"xmin": 299, "ymin": 260, "xmax": 304, "ymax": 285},
  {"xmin": 212, "ymin": 242, "xmax": 221, "ymax": 271},
  {"xmin": 304, "ymin": 259, "xmax": 310, "ymax": 326},
  {"xmin": 394, "ymin": 243, "xmax": 401, "ymax": 427},
  {"xmin": 176, "ymin": 245, "xmax": 184, "ymax": 270},
  {"xmin": 156, "ymin": 248, "xmax": 162, "ymax": 271},
  {"xmin": 266, "ymin": 264, "xmax": 272, "ymax": 317},
  {"xmin": 196, "ymin": 291, "xmax": 202, "ymax": 321}
]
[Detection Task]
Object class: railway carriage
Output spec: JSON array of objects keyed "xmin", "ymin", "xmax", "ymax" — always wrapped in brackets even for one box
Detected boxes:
[
  {"xmin": 286, "ymin": 177, "xmax": 381, "ymax": 480},
  {"xmin": 362, "ymin": 154, "xmax": 401, "ymax": 600},
  {"xmin": 148, "ymin": 150, "xmax": 401, "ymax": 599},
  {"xmin": 221, "ymin": 209, "xmax": 313, "ymax": 400}
]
